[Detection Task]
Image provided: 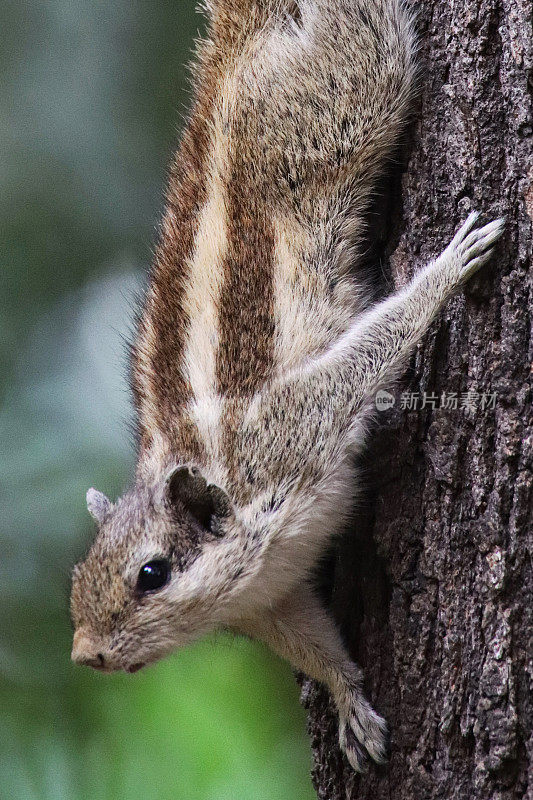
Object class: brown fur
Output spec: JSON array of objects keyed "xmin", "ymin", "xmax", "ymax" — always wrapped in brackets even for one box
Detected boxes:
[{"xmin": 216, "ymin": 176, "xmax": 276, "ymax": 396}]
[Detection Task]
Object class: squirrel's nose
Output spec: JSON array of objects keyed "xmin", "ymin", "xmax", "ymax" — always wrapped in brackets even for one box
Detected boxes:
[{"xmin": 71, "ymin": 629, "xmax": 108, "ymax": 671}]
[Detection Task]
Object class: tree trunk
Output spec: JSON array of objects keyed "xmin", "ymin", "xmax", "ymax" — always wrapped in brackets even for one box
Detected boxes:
[{"xmin": 301, "ymin": 1, "xmax": 532, "ymax": 798}]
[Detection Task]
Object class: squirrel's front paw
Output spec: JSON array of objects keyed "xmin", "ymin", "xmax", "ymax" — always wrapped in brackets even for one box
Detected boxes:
[
  {"xmin": 338, "ymin": 697, "xmax": 389, "ymax": 773},
  {"xmin": 439, "ymin": 211, "xmax": 505, "ymax": 285}
]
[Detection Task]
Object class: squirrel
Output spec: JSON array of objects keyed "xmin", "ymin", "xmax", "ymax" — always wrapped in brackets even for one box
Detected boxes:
[{"xmin": 70, "ymin": 0, "xmax": 505, "ymax": 772}]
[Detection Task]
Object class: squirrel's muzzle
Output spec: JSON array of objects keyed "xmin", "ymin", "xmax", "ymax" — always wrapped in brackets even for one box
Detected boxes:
[{"xmin": 71, "ymin": 628, "xmax": 110, "ymax": 672}]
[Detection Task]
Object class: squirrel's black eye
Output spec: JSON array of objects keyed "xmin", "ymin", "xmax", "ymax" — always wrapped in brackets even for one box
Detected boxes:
[{"xmin": 137, "ymin": 559, "xmax": 171, "ymax": 593}]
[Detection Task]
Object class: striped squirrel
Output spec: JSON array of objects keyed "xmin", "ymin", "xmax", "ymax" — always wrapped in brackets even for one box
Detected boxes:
[{"xmin": 70, "ymin": 0, "xmax": 505, "ymax": 772}]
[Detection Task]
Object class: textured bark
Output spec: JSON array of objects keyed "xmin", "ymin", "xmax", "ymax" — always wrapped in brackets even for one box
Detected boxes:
[{"xmin": 302, "ymin": 2, "xmax": 532, "ymax": 798}]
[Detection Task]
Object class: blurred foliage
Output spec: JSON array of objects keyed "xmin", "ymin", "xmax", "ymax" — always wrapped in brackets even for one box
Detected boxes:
[{"xmin": 0, "ymin": 2, "xmax": 314, "ymax": 797}]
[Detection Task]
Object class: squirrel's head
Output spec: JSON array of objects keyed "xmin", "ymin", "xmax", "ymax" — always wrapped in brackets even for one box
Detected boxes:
[{"xmin": 70, "ymin": 465, "xmax": 246, "ymax": 674}]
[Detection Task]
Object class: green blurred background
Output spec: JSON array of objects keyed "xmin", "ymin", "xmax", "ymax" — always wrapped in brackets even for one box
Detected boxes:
[{"xmin": 0, "ymin": 2, "xmax": 314, "ymax": 797}]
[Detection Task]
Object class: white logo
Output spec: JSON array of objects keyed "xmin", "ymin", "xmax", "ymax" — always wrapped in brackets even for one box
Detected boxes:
[{"xmin": 375, "ymin": 390, "xmax": 396, "ymax": 411}]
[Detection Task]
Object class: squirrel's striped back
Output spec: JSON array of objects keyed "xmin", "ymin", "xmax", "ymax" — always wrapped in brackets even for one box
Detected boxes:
[{"xmin": 131, "ymin": 0, "xmax": 417, "ymax": 476}]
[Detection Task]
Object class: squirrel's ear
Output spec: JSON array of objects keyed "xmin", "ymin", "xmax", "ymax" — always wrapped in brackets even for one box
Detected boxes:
[
  {"xmin": 161, "ymin": 466, "xmax": 232, "ymax": 536},
  {"xmin": 86, "ymin": 488, "xmax": 112, "ymax": 524}
]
